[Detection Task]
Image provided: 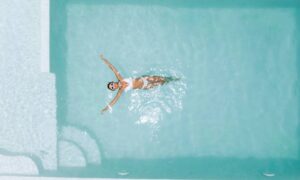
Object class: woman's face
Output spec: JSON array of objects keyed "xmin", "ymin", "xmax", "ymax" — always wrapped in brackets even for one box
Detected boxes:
[{"xmin": 108, "ymin": 82, "xmax": 118, "ymax": 91}]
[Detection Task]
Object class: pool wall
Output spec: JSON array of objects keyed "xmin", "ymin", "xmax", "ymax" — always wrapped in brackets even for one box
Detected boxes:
[
  {"xmin": 0, "ymin": 0, "xmax": 56, "ymax": 173},
  {"xmin": 0, "ymin": 0, "xmax": 102, "ymax": 175}
]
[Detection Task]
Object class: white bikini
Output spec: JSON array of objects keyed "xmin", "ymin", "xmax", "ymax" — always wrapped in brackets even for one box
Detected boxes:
[
  {"xmin": 121, "ymin": 77, "xmax": 149, "ymax": 92},
  {"xmin": 122, "ymin": 78, "xmax": 133, "ymax": 92}
]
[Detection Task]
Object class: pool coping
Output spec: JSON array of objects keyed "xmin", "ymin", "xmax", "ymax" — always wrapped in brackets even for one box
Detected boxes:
[{"xmin": 41, "ymin": 0, "xmax": 50, "ymax": 73}]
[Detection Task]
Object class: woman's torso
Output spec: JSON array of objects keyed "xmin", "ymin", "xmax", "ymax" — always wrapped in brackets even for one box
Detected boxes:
[{"xmin": 120, "ymin": 77, "xmax": 144, "ymax": 91}]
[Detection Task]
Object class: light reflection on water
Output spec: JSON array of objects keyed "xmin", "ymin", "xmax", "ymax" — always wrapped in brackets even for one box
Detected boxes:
[{"xmin": 127, "ymin": 69, "xmax": 187, "ymax": 140}]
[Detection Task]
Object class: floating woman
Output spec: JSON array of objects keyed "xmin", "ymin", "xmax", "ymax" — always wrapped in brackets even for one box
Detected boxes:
[{"xmin": 100, "ymin": 54, "xmax": 180, "ymax": 113}]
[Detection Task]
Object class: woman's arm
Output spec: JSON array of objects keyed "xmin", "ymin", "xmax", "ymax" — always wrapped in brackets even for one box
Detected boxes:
[
  {"xmin": 100, "ymin": 54, "xmax": 123, "ymax": 81},
  {"xmin": 101, "ymin": 89, "xmax": 123, "ymax": 113}
]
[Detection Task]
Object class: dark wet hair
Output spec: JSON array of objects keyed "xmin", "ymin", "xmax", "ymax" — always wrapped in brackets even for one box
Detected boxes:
[{"xmin": 107, "ymin": 81, "xmax": 115, "ymax": 91}]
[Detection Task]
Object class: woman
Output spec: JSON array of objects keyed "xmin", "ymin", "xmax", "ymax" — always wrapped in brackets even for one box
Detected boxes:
[{"xmin": 100, "ymin": 54, "xmax": 179, "ymax": 113}]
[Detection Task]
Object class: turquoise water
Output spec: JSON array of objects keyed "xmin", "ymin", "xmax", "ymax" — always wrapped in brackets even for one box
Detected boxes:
[{"xmin": 51, "ymin": 0, "xmax": 300, "ymax": 178}]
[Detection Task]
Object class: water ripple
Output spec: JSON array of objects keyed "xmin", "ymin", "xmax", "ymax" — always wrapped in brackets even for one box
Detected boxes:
[{"xmin": 129, "ymin": 69, "xmax": 187, "ymax": 126}]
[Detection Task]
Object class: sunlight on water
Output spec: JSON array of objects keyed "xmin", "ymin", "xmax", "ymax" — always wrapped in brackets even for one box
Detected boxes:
[
  {"xmin": 129, "ymin": 69, "xmax": 187, "ymax": 123},
  {"xmin": 125, "ymin": 68, "xmax": 187, "ymax": 140}
]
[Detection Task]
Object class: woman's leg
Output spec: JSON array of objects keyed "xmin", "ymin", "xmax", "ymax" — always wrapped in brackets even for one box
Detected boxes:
[
  {"xmin": 141, "ymin": 75, "xmax": 180, "ymax": 89},
  {"xmin": 142, "ymin": 76, "xmax": 166, "ymax": 89}
]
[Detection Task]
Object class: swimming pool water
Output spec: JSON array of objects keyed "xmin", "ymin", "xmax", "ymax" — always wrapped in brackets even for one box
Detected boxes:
[{"xmin": 51, "ymin": 0, "xmax": 300, "ymax": 178}]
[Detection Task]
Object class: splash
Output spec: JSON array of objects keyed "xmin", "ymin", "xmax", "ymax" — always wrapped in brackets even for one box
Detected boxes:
[{"xmin": 129, "ymin": 69, "xmax": 187, "ymax": 127}]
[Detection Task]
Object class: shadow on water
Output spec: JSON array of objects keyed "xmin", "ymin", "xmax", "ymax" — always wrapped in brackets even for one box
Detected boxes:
[{"xmin": 50, "ymin": 0, "xmax": 300, "ymax": 178}]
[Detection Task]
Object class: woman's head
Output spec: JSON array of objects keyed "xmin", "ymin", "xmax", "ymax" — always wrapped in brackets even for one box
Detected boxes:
[{"xmin": 107, "ymin": 81, "xmax": 118, "ymax": 91}]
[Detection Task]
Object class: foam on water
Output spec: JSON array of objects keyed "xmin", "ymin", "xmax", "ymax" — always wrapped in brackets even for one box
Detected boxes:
[
  {"xmin": 130, "ymin": 70, "xmax": 186, "ymax": 112},
  {"xmin": 127, "ymin": 69, "xmax": 187, "ymax": 140}
]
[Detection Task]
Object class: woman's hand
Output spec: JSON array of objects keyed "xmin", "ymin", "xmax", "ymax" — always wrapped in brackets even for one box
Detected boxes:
[
  {"xmin": 100, "ymin": 54, "xmax": 105, "ymax": 61},
  {"xmin": 100, "ymin": 54, "xmax": 107, "ymax": 64},
  {"xmin": 101, "ymin": 106, "xmax": 109, "ymax": 114},
  {"xmin": 101, "ymin": 108, "xmax": 107, "ymax": 114},
  {"xmin": 101, "ymin": 104, "xmax": 112, "ymax": 114}
]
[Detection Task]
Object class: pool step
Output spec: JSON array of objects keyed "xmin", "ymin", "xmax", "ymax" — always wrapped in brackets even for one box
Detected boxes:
[
  {"xmin": 58, "ymin": 140, "xmax": 87, "ymax": 168},
  {"xmin": 0, "ymin": 154, "xmax": 39, "ymax": 175},
  {"xmin": 58, "ymin": 126, "xmax": 101, "ymax": 168}
]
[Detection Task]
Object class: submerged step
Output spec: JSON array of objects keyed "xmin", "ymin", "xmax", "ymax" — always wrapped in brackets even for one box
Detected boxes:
[
  {"xmin": 58, "ymin": 140, "xmax": 87, "ymax": 167},
  {"xmin": 60, "ymin": 126, "xmax": 101, "ymax": 165}
]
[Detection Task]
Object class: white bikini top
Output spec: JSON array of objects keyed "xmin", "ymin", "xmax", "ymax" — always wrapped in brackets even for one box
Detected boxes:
[{"xmin": 122, "ymin": 78, "xmax": 133, "ymax": 92}]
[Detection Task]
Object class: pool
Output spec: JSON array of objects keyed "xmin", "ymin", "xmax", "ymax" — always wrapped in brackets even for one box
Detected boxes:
[{"xmin": 50, "ymin": 0, "xmax": 300, "ymax": 178}]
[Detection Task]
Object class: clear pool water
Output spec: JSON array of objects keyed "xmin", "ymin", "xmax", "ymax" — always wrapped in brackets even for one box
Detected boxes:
[{"xmin": 51, "ymin": 0, "xmax": 300, "ymax": 178}]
